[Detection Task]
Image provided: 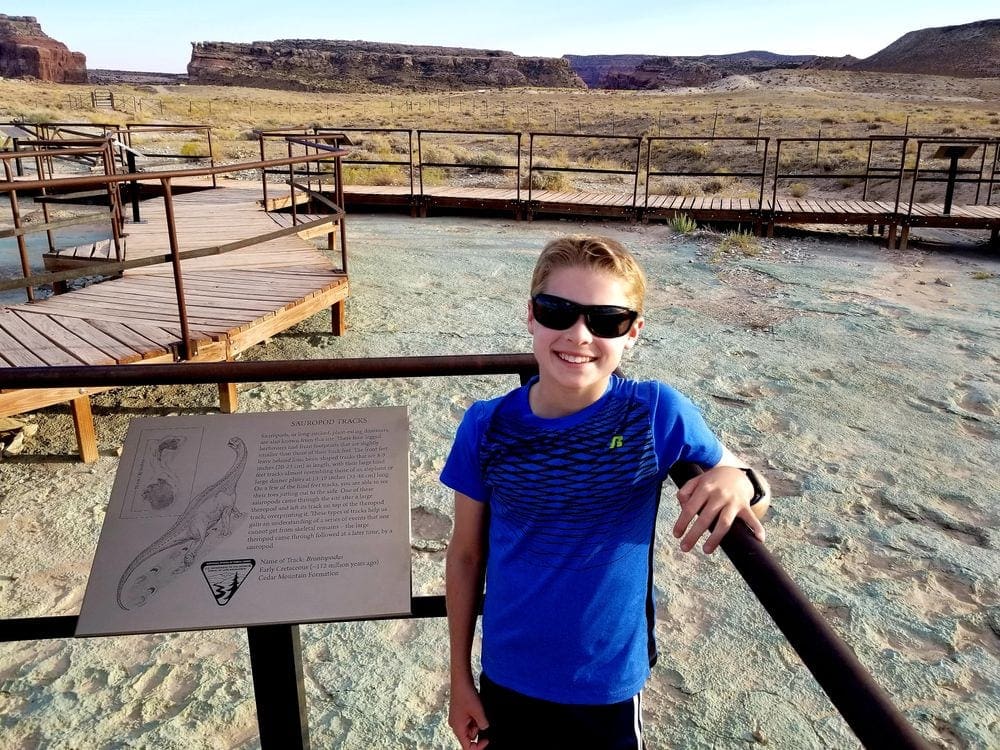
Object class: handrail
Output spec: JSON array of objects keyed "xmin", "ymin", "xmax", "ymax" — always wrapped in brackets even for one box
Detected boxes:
[
  {"xmin": 644, "ymin": 136, "xmax": 770, "ymax": 211},
  {"xmin": 527, "ymin": 131, "xmax": 642, "ymax": 209},
  {"xmin": 771, "ymin": 136, "xmax": 909, "ymax": 212},
  {"xmin": 416, "ymin": 129, "xmax": 522, "ymax": 203},
  {"xmin": 0, "ymin": 353, "xmax": 929, "ymax": 748},
  {"xmin": 315, "ymin": 126, "xmax": 416, "ymax": 197},
  {"xmin": 903, "ymin": 137, "xmax": 1000, "ymax": 216}
]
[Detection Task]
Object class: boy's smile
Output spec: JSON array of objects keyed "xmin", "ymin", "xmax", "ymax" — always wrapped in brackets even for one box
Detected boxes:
[{"xmin": 527, "ymin": 265, "xmax": 643, "ymax": 418}]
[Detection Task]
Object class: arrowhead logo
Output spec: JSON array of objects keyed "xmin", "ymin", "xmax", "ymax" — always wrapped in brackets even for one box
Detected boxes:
[{"xmin": 201, "ymin": 559, "xmax": 256, "ymax": 606}]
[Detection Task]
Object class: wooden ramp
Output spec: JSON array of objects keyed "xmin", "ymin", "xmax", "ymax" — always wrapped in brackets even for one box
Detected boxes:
[{"xmin": 0, "ymin": 177, "xmax": 348, "ymax": 461}]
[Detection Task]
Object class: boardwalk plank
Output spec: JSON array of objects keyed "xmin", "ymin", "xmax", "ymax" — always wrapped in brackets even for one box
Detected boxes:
[
  {"xmin": 0, "ymin": 326, "xmax": 48, "ymax": 367},
  {"xmin": 11, "ymin": 311, "xmax": 110, "ymax": 365},
  {"xmin": 0, "ymin": 311, "xmax": 82, "ymax": 366}
]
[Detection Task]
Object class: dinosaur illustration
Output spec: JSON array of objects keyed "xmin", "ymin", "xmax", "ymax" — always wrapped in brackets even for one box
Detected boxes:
[
  {"xmin": 140, "ymin": 435, "xmax": 187, "ymax": 511},
  {"xmin": 117, "ymin": 436, "xmax": 248, "ymax": 610}
]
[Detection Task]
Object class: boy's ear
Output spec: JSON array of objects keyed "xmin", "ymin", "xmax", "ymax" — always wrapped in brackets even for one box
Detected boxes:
[
  {"xmin": 526, "ymin": 300, "xmax": 535, "ymax": 332},
  {"xmin": 623, "ymin": 316, "xmax": 644, "ymax": 349}
]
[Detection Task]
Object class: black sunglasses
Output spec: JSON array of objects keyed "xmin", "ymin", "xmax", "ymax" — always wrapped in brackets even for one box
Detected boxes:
[{"xmin": 531, "ymin": 293, "xmax": 639, "ymax": 339}]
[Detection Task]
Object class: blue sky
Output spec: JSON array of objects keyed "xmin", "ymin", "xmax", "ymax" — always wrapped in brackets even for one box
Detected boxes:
[{"xmin": 8, "ymin": 1, "xmax": 998, "ymax": 73}]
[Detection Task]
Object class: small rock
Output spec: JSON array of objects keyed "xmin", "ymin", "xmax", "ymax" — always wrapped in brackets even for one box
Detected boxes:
[
  {"xmin": 4, "ymin": 432, "xmax": 25, "ymax": 455},
  {"xmin": 934, "ymin": 277, "xmax": 952, "ymax": 287}
]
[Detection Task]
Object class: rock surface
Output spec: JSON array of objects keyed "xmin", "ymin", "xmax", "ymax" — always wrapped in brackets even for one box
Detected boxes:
[
  {"xmin": 0, "ymin": 14, "xmax": 86, "ymax": 83},
  {"xmin": 187, "ymin": 39, "xmax": 585, "ymax": 92}
]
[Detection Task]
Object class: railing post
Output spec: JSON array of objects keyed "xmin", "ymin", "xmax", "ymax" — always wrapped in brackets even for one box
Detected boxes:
[
  {"xmin": 3, "ymin": 159, "xmax": 34, "ymax": 302},
  {"xmin": 126, "ymin": 151, "xmax": 141, "ymax": 223},
  {"xmin": 12, "ymin": 136, "xmax": 24, "ymax": 176},
  {"xmin": 260, "ymin": 134, "xmax": 268, "ymax": 210},
  {"xmin": 207, "ymin": 126, "xmax": 217, "ymax": 188},
  {"xmin": 161, "ymin": 177, "xmax": 197, "ymax": 360}
]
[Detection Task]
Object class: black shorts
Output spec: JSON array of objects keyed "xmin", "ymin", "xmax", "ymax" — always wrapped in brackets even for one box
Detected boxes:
[{"xmin": 477, "ymin": 673, "xmax": 644, "ymax": 750}]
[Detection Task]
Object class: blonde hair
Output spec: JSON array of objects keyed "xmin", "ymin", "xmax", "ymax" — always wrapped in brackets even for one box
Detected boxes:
[{"xmin": 530, "ymin": 235, "xmax": 647, "ymax": 312}]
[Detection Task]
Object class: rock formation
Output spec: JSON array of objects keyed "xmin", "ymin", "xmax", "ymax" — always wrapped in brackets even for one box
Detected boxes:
[
  {"xmin": 848, "ymin": 18, "xmax": 1000, "ymax": 78},
  {"xmin": 565, "ymin": 51, "xmax": 814, "ymax": 89},
  {"xmin": 0, "ymin": 14, "xmax": 87, "ymax": 83},
  {"xmin": 187, "ymin": 39, "xmax": 584, "ymax": 91}
]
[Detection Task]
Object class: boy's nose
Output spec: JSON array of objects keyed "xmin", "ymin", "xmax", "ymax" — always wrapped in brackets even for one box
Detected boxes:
[{"xmin": 564, "ymin": 314, "xmax": 592, "ymax": 341}]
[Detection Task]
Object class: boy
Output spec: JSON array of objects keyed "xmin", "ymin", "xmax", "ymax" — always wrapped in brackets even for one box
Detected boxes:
[{"xmin": 442, "ymin": 236, "xmax": 770, "ymax": 749}]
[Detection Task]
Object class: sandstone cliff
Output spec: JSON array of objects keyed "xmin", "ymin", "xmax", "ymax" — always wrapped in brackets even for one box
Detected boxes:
[
  {"xmin": 188, "ymin": 39, "xmax": 585, "ymax": 91},
  {"xmin": 0, "ymin": 14, "xmax": 86, "ymax": 83}
]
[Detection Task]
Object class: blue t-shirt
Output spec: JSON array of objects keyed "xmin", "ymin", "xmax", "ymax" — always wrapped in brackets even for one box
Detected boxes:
[{"xmin": 441, "ymin": 374, "xmax": 723, "ymax": 704}]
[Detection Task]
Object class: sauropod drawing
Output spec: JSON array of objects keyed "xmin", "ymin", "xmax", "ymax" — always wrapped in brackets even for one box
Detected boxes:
[{"xmin": 116, "ymin": 436, "xmax": 247, "ymax": 610}]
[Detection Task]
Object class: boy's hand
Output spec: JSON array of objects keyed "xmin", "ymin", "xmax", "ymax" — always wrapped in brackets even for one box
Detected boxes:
[
  {"xmin": 673, "ymin": 466, "xmax": 766, "ymax": 554},
  {"xmin": 449, "ymin": 678, "xmax": 490, "ymax": 749}
]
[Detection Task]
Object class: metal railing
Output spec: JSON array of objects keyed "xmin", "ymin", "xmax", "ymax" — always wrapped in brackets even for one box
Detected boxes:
[
  {"xmin": 902, "ymin": 137, "xmax": 1000, "ymax": 216},
  {"xmin": 644, "ymin": 136, "xmax": 770, "ymax": 210},
  {"xmin": 770, "ymin": 136, "xmax": 910, "ymax": 211},
  {"xmin": 416, "ymin": 128, "xmax": 522, "ymax": 201},
  {"xmin": 527, "ymin": 131, "xmax": 642, "ymax": 209},
  {"xmin": 316, "ymin": 126, "xmax": 415, "ymax": 197},
  {"xmin": 0, "ymin": 353, "xmax": 928, "ymax": 748}
]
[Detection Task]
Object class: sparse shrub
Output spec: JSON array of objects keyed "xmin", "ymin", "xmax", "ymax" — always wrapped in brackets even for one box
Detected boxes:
[
  {"xmin": 789, "ymin": 182, "xmax": 810, "ymax": 198},
  {"xmin": 420, "ymin": 167, "xmax": 447, "ymax": 187},
  {"xmin": 717, "ymin": 229, "xmax": 761, "ymax": 258},
  {"xmin": 523, "ymin": 170, "xmax": 572, "ymax": 191},
  {"xmin": 459, "ymin": 149, "xmax": 507, "ymax": 173},
  {"xmin": 702, "ymin": 178, "xmax": 723, "ymax": 194},
  {"xmin": 179, "ymin": 141, "xmax": 208, "ymax": 158},
  {"xmin": 971, "ymin": 271, "xmax": 995, "ymax": 280},
  {"xmin": 359, "ymin": 133, "xmax": 392, "ymax": 155},
  {"xmin": 669, "ymin": 213, "xmax": 697, "ymax": 234},
  {"xmin": 678, "ymin": 142, "xmax": 710, "ymax": 160},
  {"xmin": 656, "ymin": 180, "xmax": 701, "ymax": 197},
  {"xmin": 867, "ymin": 123, "xmax": 882, "ymax": 131},
  {"xmin": 735, "ymin": 115, "xmax": 755, "ymax": 124},
  {"xmin": 837, "ymin": 177, "xmax": 856, "ymax": 189},
  {"xmin": 343, "ymin": 165, "xmax": 406, "ymax": 186},
  {"xmin": 420, "ymin": 145, "xmax": 455, "ymax": 165},
  {"xmin": 941, "ymin": 126, "xmax": 957, "ymax": 135}
]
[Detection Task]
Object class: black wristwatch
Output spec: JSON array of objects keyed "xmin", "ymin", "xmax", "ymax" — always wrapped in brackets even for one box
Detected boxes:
[{"xmin": 741, "ymin": 467, "xmax": 767, "ymax": 506}]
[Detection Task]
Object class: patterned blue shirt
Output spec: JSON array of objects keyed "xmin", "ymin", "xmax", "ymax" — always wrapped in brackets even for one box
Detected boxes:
[{"xmin": 441, "ymin": 375, "xmax": 723, "ymax": 704}]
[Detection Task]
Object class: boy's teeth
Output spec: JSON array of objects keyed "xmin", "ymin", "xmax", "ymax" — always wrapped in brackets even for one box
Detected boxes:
[{"xmin": 559, "ymin": 353, "xmax": 591, "ymax": 364}]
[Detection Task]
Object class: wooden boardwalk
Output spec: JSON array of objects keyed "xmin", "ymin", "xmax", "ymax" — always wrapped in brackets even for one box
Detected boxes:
[
  {"xmin": 341, "ymin": 184, "xmax": 1000, "ymax": 247},
  {"xmin": 0, "ymin": 176, "xmax": 348, "ymax": 461}
]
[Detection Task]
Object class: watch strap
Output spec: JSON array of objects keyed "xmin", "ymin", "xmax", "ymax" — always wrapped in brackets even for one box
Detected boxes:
[{"xmin": 740, "ymin": 467, "xmax": 767, "ymax": 506}]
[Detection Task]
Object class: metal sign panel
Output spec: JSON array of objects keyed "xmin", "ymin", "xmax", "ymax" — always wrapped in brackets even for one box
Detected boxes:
[{"xmin": 77, "ymin": 407, "xmax": 411, "ymax": 636}]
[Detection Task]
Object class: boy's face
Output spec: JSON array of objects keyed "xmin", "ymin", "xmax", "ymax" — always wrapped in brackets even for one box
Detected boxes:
[{"xmin": 527, "ymin": 265, "xmax": 643, "ymax": 409}]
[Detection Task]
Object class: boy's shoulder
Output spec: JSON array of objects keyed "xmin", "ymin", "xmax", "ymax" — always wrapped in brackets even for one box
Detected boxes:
[{"xmin": 612, "ymin": 374, "xmax": 688, "ymax": 402}]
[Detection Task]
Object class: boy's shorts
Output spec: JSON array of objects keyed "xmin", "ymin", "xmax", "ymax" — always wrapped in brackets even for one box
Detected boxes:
[{"xmin": 478, "ymin": 672, "xmax": 644, "ymax": 750}]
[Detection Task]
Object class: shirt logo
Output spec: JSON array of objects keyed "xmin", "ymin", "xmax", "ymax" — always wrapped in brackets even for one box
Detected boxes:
[{"xmin": 608, "ymin": 435, "xmax": 624, "ymax": 449}]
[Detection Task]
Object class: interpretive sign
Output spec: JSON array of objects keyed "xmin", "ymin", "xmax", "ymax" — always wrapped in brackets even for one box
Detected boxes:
[{"xmin": 76, "ymin": 407, "xmax": 411, "ymax": 636}]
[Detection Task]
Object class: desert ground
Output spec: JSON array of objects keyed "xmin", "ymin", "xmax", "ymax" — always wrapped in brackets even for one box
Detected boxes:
[{"xmin": 1, "ymin": 71, "xmax": 999, "ymax": 749}]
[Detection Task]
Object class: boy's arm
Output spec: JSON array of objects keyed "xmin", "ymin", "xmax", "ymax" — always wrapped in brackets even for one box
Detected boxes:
[
  {"xmin": 445, "ymin": 492, "xmax": 491, "ymax": 749},
  {"xmin": 672, "ymin": 445, "xmax": 771, "ymax": 555}
]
